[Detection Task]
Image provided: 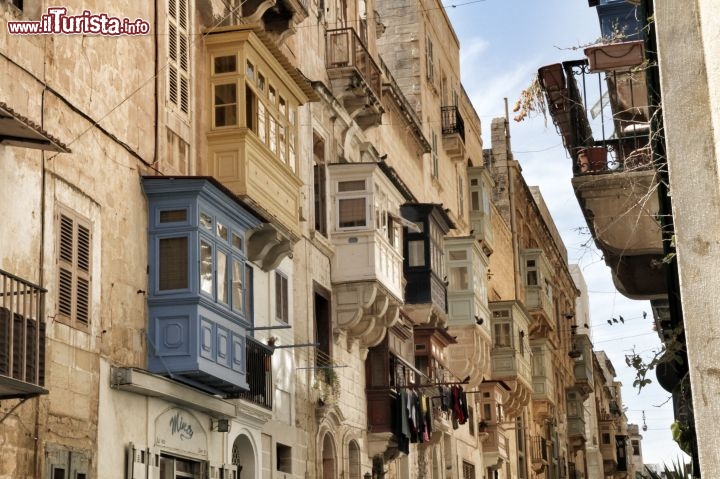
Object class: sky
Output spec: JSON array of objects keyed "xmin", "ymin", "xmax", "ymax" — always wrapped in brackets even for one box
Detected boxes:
[{"xmin": 443, "ymin": 0, "xmax": 689, "ymax": 467}]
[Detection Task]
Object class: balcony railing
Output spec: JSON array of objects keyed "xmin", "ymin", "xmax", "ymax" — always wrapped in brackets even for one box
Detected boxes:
[
  {"xmin": 532, "ymin": 436, "xmax": 549, "ymax": 463},
  {"xmin": 538, "ymin": 60, "xmax": 652, "ymax": 175},
  {"xmin": 0, "ymin": 269, "xmax": 47, "ymax": 398},
  {"xmin": 237, "ymin": 336, "xmax": 274, "ymax": 409},
  {"xmin": 441, "ymin": 106, "xmax": 465, "ymax": 143},
  {"xmin": 326, "ymin": 27, "xmax": 382, "ymax": 101}
]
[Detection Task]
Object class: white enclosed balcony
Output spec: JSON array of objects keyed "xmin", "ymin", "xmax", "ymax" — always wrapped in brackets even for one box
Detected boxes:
[
  {"xmin": 489, "ymin": 301, "xmax": 533, "ymax": 418},
  {"xmin": 328, "ymin": 162, "xmax": 410, "ymax": 349},
  {"xmin": 531, "ymin": 338, "xmax": 555, "ymax": 422},
  {"xmin": 444, "ymin": 237, "xmax": 492, "ymax": 387},
  {"xmin": 467, "ymin": 166, "xmax": 494, "ymax": 255}
]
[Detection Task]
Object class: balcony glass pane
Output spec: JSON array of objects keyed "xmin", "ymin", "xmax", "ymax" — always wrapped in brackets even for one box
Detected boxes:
[
  {"xmin": 232, "ymin": 259, "xmax": 244, "ymax": 313},
  {"xmin": 338, "ymin": 198, "xmax": 366, "ymax": 228},
  {"xmin": 214, "ymin": 55, "xmax": 236, "ymax": 74},
  {"xmin": 448, "ymin": 266, "xmax": 469, "ymax": 290},
  {"xmin": 159, "ymin": 237, "xmax": 188, "ymax": 290},
  {"xmin": 338, "ymin": 180, "xmax": 365, "ymax": 192},
  {"xmin": 200, "ymin": 241, "xmax": 213, "ymax": 296},
  {"xmin": 214, "ymin": 84, "xmax": 237, "ymax": 127},
  {"xmin": 448, "ymin": 250, "xmax": 467, "ymax": 261},
  {"xmin": 408, "ymin": 240, "xmax": 425, "ymax": 267},
  {"xmin": 217, "ymin": 250, "xmax": 228, "ymax": 304}
]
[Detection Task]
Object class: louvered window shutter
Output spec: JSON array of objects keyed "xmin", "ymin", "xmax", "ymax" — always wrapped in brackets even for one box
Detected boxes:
[{"xmin": 57, "ymin": 209, "xmax": 92, "ymax": 330}]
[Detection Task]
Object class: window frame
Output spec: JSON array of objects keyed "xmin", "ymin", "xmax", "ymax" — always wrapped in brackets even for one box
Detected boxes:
[
  {"xmin": 275, "ymin": 271, "xmax": 289, "ymax": 324},
  {"xmin": 335, "ymin": 179, "xmax": 370, "ymax": 231}
]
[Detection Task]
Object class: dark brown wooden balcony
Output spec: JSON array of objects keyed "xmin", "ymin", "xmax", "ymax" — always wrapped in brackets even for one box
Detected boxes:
[
  {"xmin": 326, "ymin": 27, "xmax": 383, "ymax": 129},
  {"xmin": 0, "ymin": 269, "xmax": 47, "ymax": 399},
  {"xmin": 237, "ymin": 336, "xmax": 274, "ymax": 409}
]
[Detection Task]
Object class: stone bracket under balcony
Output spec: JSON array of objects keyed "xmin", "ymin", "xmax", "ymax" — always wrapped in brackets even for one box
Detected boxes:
[
  {"xmin": 238, "ymin": 0, "xmax": 309, "ymax": 44},
  {"xmin": 441, "ymin": 106, "xmax": 466, "ymax": 161},
  {"xmin": 334, "ymin": 282, "xmax": 400, "ymax": 352},
  {"xmin": 247, "ymin": 222, "xmax": 295, "ymax": 272},
  {"xmin": 501, "ymin": 379, "xmax": 532, "ymax": 419},
  {"xmin": 532, "ymin": 399, "xmax": 555, "ymax": 425},
  {"xmin": 446, "ymin": 325, "xmax": 491, "ymax": 388}
]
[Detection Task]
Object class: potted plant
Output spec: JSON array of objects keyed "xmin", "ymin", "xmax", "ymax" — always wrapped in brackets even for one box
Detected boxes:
[
  {"xmin": 577, "ymin": 146, "xmax": 608, "ymax": 172},
  {"xmin": 584, "ymin": 40, "xmax": 645, "ymax": 72}
]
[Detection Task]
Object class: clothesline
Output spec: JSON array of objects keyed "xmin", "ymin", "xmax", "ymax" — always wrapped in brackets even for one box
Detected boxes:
[{"xmin": 393, "ymin": 378, "xmax": 470, "ymax": 389}]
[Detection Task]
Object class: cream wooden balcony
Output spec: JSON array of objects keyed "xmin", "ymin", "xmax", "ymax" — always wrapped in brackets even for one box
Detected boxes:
[
  {"xmin": 445, "ymin": 237, "xmax": 492, "ymax": 387},
  {"xmin": 571, "ymin": 333, "xmax": 594, "ymax": 398},
  {"xmin": 531, "ymin": 338, "xmax": 555, "ymax": 423},
  {"xmin": 467, "ymin": 166, "xmax": 494, "ymax": 256},
  {"xmin": 567, "ymin": 387, "xmax": 587, "ymax": 452},
  {"xmin": 328, "ymin": 162, "xmax": 408, "ymax": 350},
  {"xmin": 521, "ymin": 249, "xmax": 555, "ymax": 338},
  {"xmin": 478, "ymin": 382, "xmax": 510, "ymax": 470},
  {"xmin": 489, "ymin": 301, "xmax": 533, "ymax": 418},
  {"xmin": 203, "ymin": 26, "xmax": 316, "ymax": 270}
]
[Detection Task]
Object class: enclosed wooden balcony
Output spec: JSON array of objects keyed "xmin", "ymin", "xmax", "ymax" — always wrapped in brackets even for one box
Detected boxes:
[
  {"xmin": 441, "ymin": 105, "xmax": 466, "ymax": 161},
  {"xmin": 530, "ymin": 338, "xmax": 555, "ymax": 422},
  {"xmin": 329, "ymin": 162, "xmax": 411, "ymax": 349},
  {"xmin": 567, "ymin": 387, "xmax": 587, "ymax": 451},
  {"xmin": 0, "ymin": 269, "xmax": 47, "ymax": 399},
  {"xmin": 489, "ymin": 301, "xmax": 533, "ymax": 418},
  {"xmin": 467, "ymin": 166, "xmax": 494, "ymax": 256},
  {"xmin": 204, "ymin": 26, "xmax": 316, "ymax": 265},
  {"xmin": 326, "ymin": 27, "xmax": 384, "ymax": 130},
  {"xmin": 571, "ymin": 332, "xmax": 594, "ymax": 398},
  {"xmin": 445, "ymin": 236, "xmax": 492, "ymax": 387},
  {"xmin": 521, "ymin": 249, "xmax": 555, "ymax": 338}
]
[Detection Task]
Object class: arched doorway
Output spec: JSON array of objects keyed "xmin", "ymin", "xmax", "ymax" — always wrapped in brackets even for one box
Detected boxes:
[
  {"xmin": 348, "ymin": 440, "xmax": 361, "ymax": 479},
  {"xmin": 321, "ymin": 433, "xmax": 336, "ymax": 479},
  {"xmin": 232, "ymin": 434, "xmax": 255, "ymax": 479}
]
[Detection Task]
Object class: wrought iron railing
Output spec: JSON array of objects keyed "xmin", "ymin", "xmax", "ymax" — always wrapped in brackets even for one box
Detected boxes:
[
  {"xmin": 238, "ymin": 336, "xmax": 273, "ymax": 409},
  {"xmin": 532, "ymin": 436, "xmax": 548, "ymax": 463},
  {"xmin": 441, "ymin": 106, "xmax": 465, "ymax": 143},
  {"xmin": 538, "ymin": 60, "xmax": 653, "ymax": 175},
  {"xmin": 326, "ymin": 27, "xmax": 382, "ymax": 101},
  {"xmin": 0, "ymin": 269, "xmax": 46, "ymax": 389}
]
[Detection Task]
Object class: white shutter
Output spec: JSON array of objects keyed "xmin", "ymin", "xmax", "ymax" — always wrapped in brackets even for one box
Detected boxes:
[
  {"xmin": 222, "ymin": 464, "xmax": 238, "ymax": 479},
  {"xmin": 148, "ymin": 448, "xmax": 161, "ymax": 479},
  {"xmin": 126, "ymin": 443, "xmax": 149, "ymax": 479}
]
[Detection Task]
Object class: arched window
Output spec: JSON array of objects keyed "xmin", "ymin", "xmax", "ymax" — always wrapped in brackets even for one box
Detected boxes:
[
  {"xmin": 232, "ymin": 434, "xmax": 255, "ymax": 479},
  {"xmin": 348, "ymin": 440, "xmax": 361, "ymax": 479}
]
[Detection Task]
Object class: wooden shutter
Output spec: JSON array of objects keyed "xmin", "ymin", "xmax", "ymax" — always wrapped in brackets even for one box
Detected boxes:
[
  {"xmin": 46, "ymin": 445, "xmax": 70, "ymax": 479},
  {"xmin": 126, "ymin": 443, "xmax": 149, "ymax": 479},
  {"xmin": 57, "ymin": 208, "xmax": 92, "ymax": 330}
]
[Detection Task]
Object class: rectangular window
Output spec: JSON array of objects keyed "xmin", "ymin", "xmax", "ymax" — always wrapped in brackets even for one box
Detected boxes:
[
  {"xmin": 275, "ymin": 272, "xmax": 289, "ymax": 323},
  {"xmin": 244, "ymin": 265, "xmax": 254, "ymax": 326},
  {"xmin": 200, "ymin": 241, "xmax": 213, "ymax": 296},
  {"xmin": 159, "ymin": 237, "xmax": 188, "ymax": 290},
  {"xmin": 56, "ymin": 209, "xmax": 92, "ymax": 330},
  {"xmin": 602, "ymin": 433, "xmax": 611, "ymax": 444},
  {"xmin": 483, "ymin": 403, "xmax": 492, "ymax": 421},
  {"xmin": 338, "ymin": 198, "xmax": 366, "ymax": 228},
  {"xmin": 246, "ymin": 61, "xmax": 255, "ymax": 80},
  {"xmin": 160, "ymin": 209, "xmax": 187, "ymax": 223},
  {"xmin": 526, "ymin": 259, "xmax": 538, "ymax": 286},
  {"xmin": 231, "ymin": 259, "xmax": 244, "ymax": 314},
  {"xmin": 448, "ymin": 266, "xmax": 469, "ymax": 291},
  {"xmin": 471, "ymin": 191, "xmax": 480, "ymax": 211},
  {"xmin": 431, "ymin": 131, "xmax": 439, "ymax": 178},
  {"xmin": 338, "ymin": 180, "xmax": 365, "ymax": 192},
  {"xmin": 408, "ymin": 240, "xmax": 425, "ymax": 267},
  {"xmin": 214, "ymin": 83, "xmax": 237, "ymax": 127},
  {"xmin": 426, "ymin": 36, "xmax": 434, "ymax": 82},
  {"xmin": 214, "ymin": 55, "xmax": 236, "ymax": 74},
  {"xmin": 313, "ymin": 134, "xmax": 327, "ymax": 236},
  {"xmin": 494, "ymin": 323, "xmax": 511, "ymax": 348},
  {"xmin": 276, "ymin": 443, "xmax": 292, "ymax": 473},
  {"xmin": 217, "ymin": 250, "xmax": 228, "ymax": 304},
  {"xmin": 232, "ymin": 232, "xmax": 243, "ymax": 251},
  {"xmin": 462, "ymin": 461, "xmax": 475, "ymax": 479}
]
